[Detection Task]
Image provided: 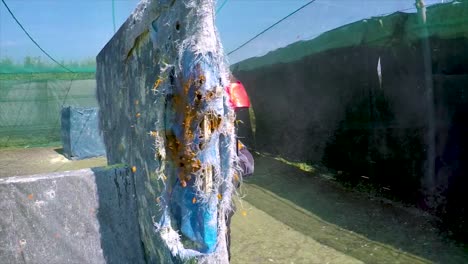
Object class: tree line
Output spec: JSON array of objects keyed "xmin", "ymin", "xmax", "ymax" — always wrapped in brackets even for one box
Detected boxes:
[{"xmin": 0, "ymin": 56, "xmax": 96, "ymax": 71}]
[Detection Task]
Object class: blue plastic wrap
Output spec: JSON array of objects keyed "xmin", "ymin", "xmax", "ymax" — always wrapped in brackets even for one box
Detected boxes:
[{"xmin": 61, "ymin": 106, "xmax": 106, "ymax": 160}]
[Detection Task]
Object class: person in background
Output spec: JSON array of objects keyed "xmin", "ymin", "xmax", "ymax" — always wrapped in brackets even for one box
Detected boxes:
[{"xmin": 225, "ymin": 76, "xmax": 255, "ymax": 260}]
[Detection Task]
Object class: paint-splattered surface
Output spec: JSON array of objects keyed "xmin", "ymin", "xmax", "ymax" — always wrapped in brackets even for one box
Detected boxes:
[{"xmin": 96, "ymin": 0, "xmax": 234, "ymax": 261}]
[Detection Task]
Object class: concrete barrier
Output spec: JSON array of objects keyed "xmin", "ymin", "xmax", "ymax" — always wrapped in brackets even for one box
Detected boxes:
[{"xmin": 0, "ymin": 166, "xmax": 145, "ymax": 264}]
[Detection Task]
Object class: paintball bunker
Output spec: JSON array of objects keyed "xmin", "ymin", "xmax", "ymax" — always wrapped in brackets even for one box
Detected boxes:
[
  {"xmin": 97, "ymin": 0, "xmax": 236, "ymax": 263},
  {"xmin": 232, "ymin": 1, "xmax": 468, "ymax": 237},
  {"xmin": 61, "ymin": 106, "xmax": 106, "ymax": 159},
  {"xmin": 0, "ymin": 166, "xmax": 145, "ymax": 264}
]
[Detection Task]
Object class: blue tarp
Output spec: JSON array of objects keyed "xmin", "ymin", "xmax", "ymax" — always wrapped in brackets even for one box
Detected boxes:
[{"xmin": 61, "ymin": 106, "xmax": 106, "ymax": 160}]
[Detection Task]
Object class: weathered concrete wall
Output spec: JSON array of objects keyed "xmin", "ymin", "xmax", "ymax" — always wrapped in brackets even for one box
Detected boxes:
[
  {"xmin": 97, "ymin": 2, "xmax": 176, "ymax": 260},
  {"xmin": 232, "ymin": 4, "xmax": 468, "ymax": 239},
  {"xmin": 0, "ymin": 166, "xmax": 145, "ymax": 264},
  {"xmin": 97, "ymin": 0, "xmax": 233, "ymax": 263}
]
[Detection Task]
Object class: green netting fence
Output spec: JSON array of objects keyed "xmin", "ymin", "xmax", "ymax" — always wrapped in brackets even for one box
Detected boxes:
[{"xmin": 0, "ymin": 69, "xmax": 96, "ymax": 148}]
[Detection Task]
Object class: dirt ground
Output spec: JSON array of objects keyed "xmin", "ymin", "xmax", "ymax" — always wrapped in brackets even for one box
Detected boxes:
[
  {"xmin": 230, "ymin": 155, "xmax": 468, "ymax": 264},
  {"xmin": 1, "ymin": 147, "xmax": 467, "ymax": 263},
  {"xmin": 0, "ymin": 147, "xmax": 107, "ymax": 178}
]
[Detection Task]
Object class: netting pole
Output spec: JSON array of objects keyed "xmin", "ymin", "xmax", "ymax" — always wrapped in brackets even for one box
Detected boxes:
[
  {"xmin": 112, "ymin": 0, "xmax": 116, "ymax": 33},
  {"xmin": 47, "ymin": 76, "xmax": 75, "ymax": 143},
  {"xmin": 416, "ymin": 0, "xmax": 436, "ymax": 206}
]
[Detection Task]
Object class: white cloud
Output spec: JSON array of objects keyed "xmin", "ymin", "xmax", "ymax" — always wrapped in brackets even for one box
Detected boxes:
[{"xmin": 0, "ymin": 40, "xmax": 18, "ymax": 47}]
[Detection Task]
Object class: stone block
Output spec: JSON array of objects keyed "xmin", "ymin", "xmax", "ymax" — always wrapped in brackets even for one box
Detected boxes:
[{"xmin": 0, "ymin": 166, "xmax": 145, "ymax": 264}]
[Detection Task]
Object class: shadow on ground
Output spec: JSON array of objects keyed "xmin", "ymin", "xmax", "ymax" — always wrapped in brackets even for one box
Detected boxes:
[
  {"xmin": 53, "ymin": 148, "xmax": 65, "ymax": 156},
  {"xmin": 240, "ymin": 154, "xmax": 468, "ymax": 264}
]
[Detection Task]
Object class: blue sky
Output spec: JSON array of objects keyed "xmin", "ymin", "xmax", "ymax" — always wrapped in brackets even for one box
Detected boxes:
[{"xmin": 0, "ymin": 0, "xmax": 446, "ymax": 65}]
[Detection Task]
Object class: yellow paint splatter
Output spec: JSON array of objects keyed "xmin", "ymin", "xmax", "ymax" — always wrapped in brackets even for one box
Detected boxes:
[
  {"xmin": 241, "ymin": 210, "xmax": 247, "ymax": 217},
  {"xmin": 131, "ymin": 166, "xmax": 137, "ymax": 173},
  {"xmin": 136, "ymin": 113, "xmax": 141, "ymax": 118},
  {"xmin": 274, "ymin": 157, "xmax": 315, "ymax": 173},
  {"xmin": 234, "ymin": 173, "xmax": 239, "ymax": 182},
  {"xmin": 217, "ymin": 193, "xmax": 222, "ymax": 200},
  {"xmin": 192, "ymin": 197, "xmax": 197, "ymax": 204},
  {"xmin": 152, "ymin": 78, "xmax": 162, "ymax": 92}
]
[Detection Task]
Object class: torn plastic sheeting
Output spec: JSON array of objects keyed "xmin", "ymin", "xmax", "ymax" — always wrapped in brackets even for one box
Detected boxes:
[
  {"xmin": 157, "ymin": 51, "xmax": 226, "ymax": 256},
  {"xmin": 148, "ymin": 0, "xmax": 236, "ymax": 260}
]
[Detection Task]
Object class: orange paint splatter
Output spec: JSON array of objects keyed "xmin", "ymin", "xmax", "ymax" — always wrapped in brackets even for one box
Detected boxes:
[
  {"xmin": 205, "ymin": 90, "xmax": 215, "ymax": 100},
  {"xmin": 198, "ymin": 75, "xmax": 206, "ymax": 86},
  {"xmin": 180, "ymin": 180, "xmax": 187, "ymax": 188},
  {"xmin": 192, "ymin": 197, "xmax": 197, "ymax": 204},
  {"xmin": 191, "ymin": 159, "xmax": 201, "ymax": 173},
  {"xmin": 27, "ymin": 194, "xmax": 33, "ymax": 200}
]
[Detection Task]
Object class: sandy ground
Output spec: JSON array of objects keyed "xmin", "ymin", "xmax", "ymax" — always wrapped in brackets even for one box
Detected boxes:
[
  {"xmin": 1, "ymin": 147, "xmax": 467, "ymax": 263},
  {"xmin": 0, "ymin": 147, "xmax": 107, "ymax": 178}
]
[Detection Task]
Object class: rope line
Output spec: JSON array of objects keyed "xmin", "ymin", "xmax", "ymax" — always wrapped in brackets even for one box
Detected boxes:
[
  {"xmin": 216, "ymin": 0, "xmax": 229, "ymax": 15},
  {"xmin": 227, "ymin": 0, "xmax": 318, "ymax": 55},
  {"xmin": 112, "ymin": 0, "xmax": 116, "ymax": 33},
  {"xmin": 1, "ymin": 0, "xmax": 74, "ymax": 73},
  {"xmin": 226, "ymin": 0, "xmax": 434, "ymax": 56}
]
